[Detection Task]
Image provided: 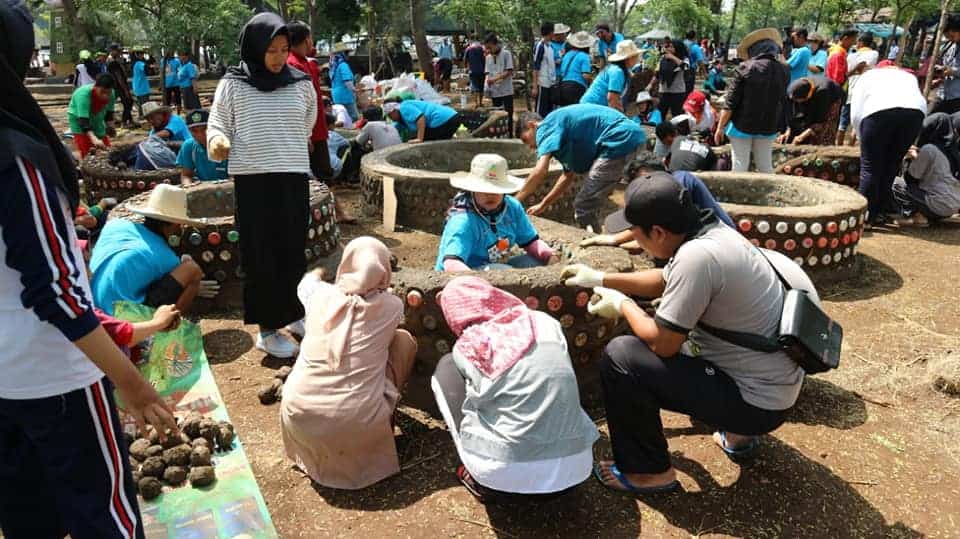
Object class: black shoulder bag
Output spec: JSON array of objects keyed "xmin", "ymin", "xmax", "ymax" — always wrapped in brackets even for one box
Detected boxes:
[{"xmin": 697, "ymin": 250, "xmax": 843, "ymax": 374}]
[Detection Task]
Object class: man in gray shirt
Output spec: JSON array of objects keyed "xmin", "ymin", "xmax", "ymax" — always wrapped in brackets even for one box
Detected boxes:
[
  {"xmin": 561, "ymin": 174, "xmax": 806, "ymax": 494},
  {"xmin": 484, "ymin": 33, "xmax": 515, "ymax": 136}
]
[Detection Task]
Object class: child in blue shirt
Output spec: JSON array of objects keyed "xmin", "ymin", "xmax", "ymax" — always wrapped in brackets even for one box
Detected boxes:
[
  {"xmin": 436, "ymin": 154, "xmax": 557, "ymax": 271},
  {"xmin": 634, "ymin": 91, "xmax": 662, "ymax": 126},
  {"xmin": 384, "ymin": 99, "xmax": 461, "ymax": 142},
  {"xmin": 176, "ymin": 109, "xmax": 228, "ymax": 184}
]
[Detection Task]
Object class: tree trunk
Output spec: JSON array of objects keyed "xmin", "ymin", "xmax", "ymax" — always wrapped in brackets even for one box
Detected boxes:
[
  {"xmin": 726, "ymin": 0, "xmax": 740, "ymax": 49},
  {"xmin": 924, "ymin": 0, "xmax": 950, "ymax": 98},
  {"xmin": 277, "ymin": 0, "xmax": 288, "ymax": 19},
  {"xmin": 814, "ymin": 0, "xmax": 826, "ymax": 31},
  {"xmin": 61, "ymin": 0, "xmax": 93, "ymax": 50},
  {"xmin": 409, "ymin": 0, "xmax": 433, "ymax": 79},
  {"xmin": 368, "ymin": 2, "xmax": 376, "ymax": 75}
]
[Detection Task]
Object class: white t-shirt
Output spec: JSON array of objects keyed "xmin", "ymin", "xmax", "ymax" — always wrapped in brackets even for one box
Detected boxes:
[
  {"xmin": 357, "ymin": 121, "xmax": 402, "ymax": 151},
  {"xmin": 845, "ymin": 49, "xmax": 879, "ymax": 104},
  {"xmin": 850, "ymin": 67, "xmax": 927, "ymax": 134}
]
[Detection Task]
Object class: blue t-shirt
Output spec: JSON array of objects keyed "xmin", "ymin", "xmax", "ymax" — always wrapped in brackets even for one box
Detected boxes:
[
  {"xmin": 176, "ymin": 138, "xmax": 228, "ymax": 181},
  {"xmin": 132, "ymin": 60, "xmax": 150, "ymax": 97},
  {"xmin": 671, "ymin": 171, "xmax": 735, "ymax": 228},
  {"xmin": 688, "ymin": 43, "xmax": 705, "ymax": 69},
  {"xmin": 597, "ymin": 33, "xmax": 624, "ymax": 59},
  {"xmin": 331, "ymin": 62, "xmax": 356, "ymax": 104},
  {"xmin": 580, "ymin": 65, "xmax": 627, "ymax": 106},
  {"xmin": 396, "ymin": 100, "xmax": 458, "ymax": 131},
  {"xmin": 464, "ymin": 45, "xmax": 486, "ymax": 74},
  {"xmin": 90, "ymin": 220, "xmax": 181, "ymax": 315},
  {"xmin": 177, "ymin": 61, "xmax": 197, "ymax": 88},
  {"xmin": 536, "ymin": 104, "xmax": 645, "ymax": 173},
  {"xmin": 149, "ymin": 114, "xmax": 193, "ymax": 142},
  {"xmin": 435, "ymin": 196, "xmax": 538, "ymax": 270},
  {"xmin": 559, "ymin": 51, "xmax": 592, "ymax": 88},
  {"xmin": 787, "ymin": 46, "xmax": 812, "ymax": 82},
  {"xmin": 550, "ymin": 41, "xmax": 565, "ymax": 67},
  {"xmin": 810, "ymin": 49, "xmax": 828, "ymax": 73},
  {"xmin": 634, "ymin": 108, "xmax": 662, "ymax": 126},
  {"xmin": 164, "ymin": 58, "xmax": 181, "ymax": 88},
  {"xmin": 437, "ymin": 42, "xmax": 454, "ymax": 60}
]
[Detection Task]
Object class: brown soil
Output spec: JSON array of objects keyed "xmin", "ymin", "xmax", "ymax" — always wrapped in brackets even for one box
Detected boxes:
[{"xmin": 44, "ymin": 97, "xmax": 960, "ymax": 537}]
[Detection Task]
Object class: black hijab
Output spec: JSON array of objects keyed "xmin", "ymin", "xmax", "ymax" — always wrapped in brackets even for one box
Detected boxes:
[
  {"xmin": 918, "ymin": 112, "xmax": 960, "ymax": 177},
  {"xmin": 659, "ymin": 40, "xmax": 688, "ymax": 87},
  {"xmin": 224, "ymin": 12, "xmax": 308, "ymax": 92},
  {"xmin": 0, "ymin": 0, "xmax": 79, "ymax": 212}
]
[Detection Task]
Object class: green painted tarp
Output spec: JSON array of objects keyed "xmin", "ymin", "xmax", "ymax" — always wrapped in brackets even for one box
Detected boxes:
[{"xmin": 114, "ymin": 302, "xmax": 278, "ymax": 539}]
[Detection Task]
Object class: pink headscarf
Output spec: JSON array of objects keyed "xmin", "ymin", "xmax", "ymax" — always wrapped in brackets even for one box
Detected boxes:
[
  {"xmin": 305, "ymin": 236, "xmax": 395, "ymax": 369},
  {"xmin": 438, "ymin": 276, "xmax": 537, "ymax": 380}
]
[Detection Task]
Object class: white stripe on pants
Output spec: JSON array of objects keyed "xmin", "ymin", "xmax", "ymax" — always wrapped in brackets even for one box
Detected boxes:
[{"xmin": 729, "ymin": 136, "xmax": 774, "ymax": 173}]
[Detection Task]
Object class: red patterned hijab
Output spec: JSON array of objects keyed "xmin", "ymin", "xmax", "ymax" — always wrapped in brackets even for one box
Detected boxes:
[{"xmin": 439, "ymin": 276, "xmax": 537, "ymax": 380}]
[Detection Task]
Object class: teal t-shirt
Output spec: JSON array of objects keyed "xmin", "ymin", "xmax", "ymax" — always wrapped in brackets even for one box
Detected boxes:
[
  {"xmin": 176, "ymin": 138, "xmax": 228, "ymax": 181},
  {"xmin": 580, "ymin": 65, "xmax": 627, "ymax": 106},
  {"xmin": 597, "ymin": 33, "xmax": 624, "ymax": 59},
  {"xmin": 177, "ymin": 61, "xmax": 198, "ymax": 88},
  {"xmin": 787, "ymin": 46, "xmax": 812, "ymax": 82},
  {"xmin": 132, "ymin": 60, "xmax": 150, "ymax": 96},
  {"xmin": 90, "ymin": 220, "xmax": 181, "ymax": 315},
  {"xmin": 149, "ymin": 114, "xmax": 192, "ymax": 142},
  {"xmin": 435, "ymin": 196, "xmax": 538, "ymax": 270},
  {"xmin": 536, "ymin": 104, "xmax": 645, "ymax": 173},
  {"xmin": 810, "ymin": 49, "xmax": 828, "ymax": 73},
  {"xmin": 164, "ymin": 58, "xmax": 181, "ymax": 88},
  {"xmin": 331, "ymin": 62, "xmax": 356, "ymax": 104},
  {"xmin": 397, "ymin": 100, "xmax": 457, "ymax": 131},
  {"xmin": 559, "ymin": 51, "xmax": 592, "ymax": 88}
]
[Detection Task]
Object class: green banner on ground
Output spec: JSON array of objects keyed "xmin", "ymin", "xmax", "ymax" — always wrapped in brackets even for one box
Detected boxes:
[{"xmin": 114, "ymin": 302, "xmax": 278, "ymax": 539}]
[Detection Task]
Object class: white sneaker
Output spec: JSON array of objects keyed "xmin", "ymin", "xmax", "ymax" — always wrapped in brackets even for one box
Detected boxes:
[
  {"xmin": 286, "ymin": 319, "xmax": 306, "ymax": 338},
  {"xmin": 256, "ymin": 331, "xmax": 299, "ymax": 358}
]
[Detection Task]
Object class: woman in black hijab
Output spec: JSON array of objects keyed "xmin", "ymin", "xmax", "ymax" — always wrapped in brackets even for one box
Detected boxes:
[
  {"xmin": 656, "ymin": 39, "xmax": 689, "ymax": 119},
  {"xmin": 208, "ymin": 12, "xmax": 319, "ymax": 359},
  {"xmin": 1, "ymin": 2, "xmax": 177, "ymax": 537},
  {"xmin": 783, "ymin": 77, "xmax": 845, "ymax": 145}
]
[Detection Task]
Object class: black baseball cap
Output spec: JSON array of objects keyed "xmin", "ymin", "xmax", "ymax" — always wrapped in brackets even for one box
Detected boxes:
[
  {"xmin": 186, "ymin": 109, "xmax": 209, "ymax": 128},
  {"xmin": 604, "ymin": 172, "xmax": 702, "ymax": 234}
]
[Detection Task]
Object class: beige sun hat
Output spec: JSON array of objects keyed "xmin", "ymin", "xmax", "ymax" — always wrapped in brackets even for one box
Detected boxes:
[
  {"xmin": 554, "ymin": 23, "xmax": 571, "ymax": 35},
  {"xmin": 635, "ymin": 90, "xmax": 654, "ymax": 103},
  {"xmin": 567, "ymin": 31, "xmax": 597, "ymax": 50},
  {"xmin": 450, "ymin": 154, "xmax": 524, "ymax": 194},
  {"xmin": 129, "ymin": 184, "xmax": 206, "ymax": 226},
  {"xmin": 331, "ymin": 42, "xmax": 352, "ymax": 54},
  {"xmin": 737, "ymin": 28, "xmax": 782, "ymax": 59},
  {"xmin": 608, "ymin": 40, "xmax": 642, "ymax": 62},
  {"xmin": 141, "ymin": 101, "xmax": 171, "ymax": 118}
]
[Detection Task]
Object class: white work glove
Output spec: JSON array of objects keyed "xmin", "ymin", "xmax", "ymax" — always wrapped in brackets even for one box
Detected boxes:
[
  {"xmin": 208, "ymin": 135, "xmax": 231, "ymax": 162},
  {"xmin": 198, "ymin": 280, "xmax": 220, "ymax": 299},
  {"xmin": 560, "ymin": 264, "xmax": 605, "ymax": 288},
  {"xmin": 588, "ymin": 287, "xmax": 633, "ymax": 320}
]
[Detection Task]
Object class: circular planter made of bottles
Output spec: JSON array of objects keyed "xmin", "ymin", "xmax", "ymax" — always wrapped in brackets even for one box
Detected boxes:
[
  {"xmin": 359, "ymin": 138, "xmax": 583, "ymax": 234},
  {"xmin": 711, "ymin": 143, "xmax": 851, "ymax": 172},
  {"xmin": 697, "ymin": 171, "xmax": 868, "ymax": 283},
  {"xmin": 456, "ymin": 107, "xmax": 512, "ymax": 138},
  {"xmin": 80, "ymin": 140, "xmax": 183, "ymax": 204},
  {"xmin": 108, "ymin": 180, "xmax": 340, "ymax": 313},
  {"xmin": 777, "ymin": 146, "xmax": 861, "ymax": 188}
]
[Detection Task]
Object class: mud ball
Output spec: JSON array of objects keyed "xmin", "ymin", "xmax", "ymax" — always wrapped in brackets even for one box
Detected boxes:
[
  {"xmin": 138, "ymin": 477, "xmax": 163, "ymax": 500},
  {"xmin": 198, "ymin": 419, "xmax": 218, "ymax": 447},
  {"xmin": 190, "ymin": 445, "xmax": 213, "ymax": 467},
  {"xmin": 132, "ymin": 470, "xmax": 143, "ymax": 485},
  {"xmin": 161, "ymin": 430, "xmax": 183, "ymax": 449},
  {"xmin": 163, "ymin": 465, "xmax": 188, "ymax": 486},
  {"xmin": 275, "ymin": 366, "xmax": 292, "ymax": 382},
  {"xmin": 258, "ymin": 379, "xmax": 282, "ymax": 405},
  {"xmin": 189, "ymin": 466, "xmax": 217, "ymax": 488},
  {"xmin": 145, "ymin": 445, "xmax": 164, "ymax": 459},
  {"xmin": 162, "ymin": 444, "xmax": 192, "ymax": 467},
  {"xmin": 129, "ymin": 455, "xmax": 140, "ymax": 469},
  {"xmin": 180, "ymin": 411, "xmax": 204, "ymax": 439},
  {"xmin": 146, "ymin": 426, "xmax": 160, "ymax": 445},
  {"xmin": 129, "ymin": 438, "xmax": 152, "ymax": 461},
  {"xmin": 141, "ymin": 456, "xmax": 166, "ymax": 478}
]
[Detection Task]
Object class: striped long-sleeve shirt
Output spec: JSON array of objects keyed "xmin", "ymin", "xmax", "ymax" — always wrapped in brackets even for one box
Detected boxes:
[
  {"xmin": 0, "ymin": 155, "xmax": 104, "ymax": 399},
  {"xmin": 207, "ymin": 78, "xmax": 317, "ymax": 176}
]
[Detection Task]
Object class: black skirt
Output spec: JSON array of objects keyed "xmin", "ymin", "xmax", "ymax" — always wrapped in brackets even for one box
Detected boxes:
[{"xmin": 234, "ymin": 174, "xmax": 309, "ymax": 329}]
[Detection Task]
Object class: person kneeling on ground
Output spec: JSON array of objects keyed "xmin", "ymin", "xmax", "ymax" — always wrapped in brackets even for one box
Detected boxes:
[
  {"xmin": 634, "ymin": 92, "xmax": 662, "ymax": 126},
  {"xmin": 281, "ymin": 237, "xmax": 417, "ymax": 489},
  {"xmin": 581, "ymin": 170, "xmax": 734, "ymax": 250},
  {"xmin": 516, "ymin": 104, "xmax": 646, "ymax": 231},
  {"xmin": 67, "ymin": 73, "xmax": 117, "ymax": 158},
  {"xmin": 177, "ymin": 109, "xmax": 229, "ymax": 185},
  {"xmin": 562, "ymin": 174, "xmax": 810, "ymax": 494},
  {"xmin": 339, "ymin": 106, "xmax": 402, "ymax": 180},
  {"xmin": 894, "ymin": 113, "xmax": 960, "ymax": 226},
  {"xmin": 143, "ymin": 101, "xmax": 192, "ymax": 142},
  {"xmin": 436, "ymin": 154, "xmax": 558, "ymax": 272},
  {"xmin": 384, "ymin": 99, "xmax": 461, "ymax": 143},
  {"xmin": 655, "ymin": 121, "xmax": 717, "ymax": 173},
  {"xmin": 90, "ymin": 185, "xmax": 218, "ymax": 315},
  {"xmin": 432, "ymin": 276, "xmax": 599, "ymax": 503}
]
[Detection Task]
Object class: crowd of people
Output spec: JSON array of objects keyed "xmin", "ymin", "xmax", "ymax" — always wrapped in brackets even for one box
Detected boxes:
[{"xmin": 4, "ymin": 0, "xmax": 960, "ymax": 533}]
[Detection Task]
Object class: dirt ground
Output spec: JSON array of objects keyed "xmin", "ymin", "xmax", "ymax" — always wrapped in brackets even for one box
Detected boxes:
[{"xmin": 43, "ymin": 98, "xmax": 960, "ymax": 538}]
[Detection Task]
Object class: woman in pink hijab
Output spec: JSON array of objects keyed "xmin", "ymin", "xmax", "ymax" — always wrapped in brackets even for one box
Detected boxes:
[
  {"xmin": 432, "ymin": 276, "xmax": 598, "ymax": 503},
  {"xmin": 280, "ymin": 236, "xmax": 418, "ymax": 489}
]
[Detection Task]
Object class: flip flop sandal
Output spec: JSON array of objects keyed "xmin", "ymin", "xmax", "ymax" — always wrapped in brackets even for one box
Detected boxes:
[
  {"xmin": 716, "ymin": 431, "xmax": 760, "ymax": 460},
  {"xmin": 592, "ymin": 462, "xmax": 681, "ymax": 495},
  {"xmin": 456, "ymin": 465, "xmax": 494, "ymax": 504}
]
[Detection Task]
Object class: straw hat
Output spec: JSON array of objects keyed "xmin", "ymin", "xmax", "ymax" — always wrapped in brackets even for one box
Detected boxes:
[
  {"xmin": 554, "ymin": 23, "xmax": 571, "ymax": 35},
  {"xmin": 129, "ymin": 184, "xmax": 206, "ymax": 226},
  {"xmin": 331, "ymin": 42, "xmax": 352, "ymax": 54},
  {"xmin": 608, "ymin": 40, "xmax": 642, "ymax": 62},
  {"xmin": 567, "ymin": 31, "xmax": 597, "ymax": 50},
  {"xmin": 737, "ymin": 27, "xmax": 782, "ymax": 59},
  {"xmin": 635, "ymin": 91, "xmax": 654, "ymax": 103},
  {"xmin": 142, "ymin": 102, "xmax": 172, "ymax": 118},
  {"xmin": 450, "ymin": 154, "xmax": 524, "ymax": 194},
  {"xmin": 808, "ymin": 32, "xmax": 826, "ymax": 43}
]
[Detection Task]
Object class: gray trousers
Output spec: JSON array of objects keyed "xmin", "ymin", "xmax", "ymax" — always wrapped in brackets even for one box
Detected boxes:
[
  {"xmin": 729, "ymin": 136, "xmax": 774, "ymax": 173},
  {"xmin": 575, "ymin": 150, "xmax": 637, "ymax": 230}
]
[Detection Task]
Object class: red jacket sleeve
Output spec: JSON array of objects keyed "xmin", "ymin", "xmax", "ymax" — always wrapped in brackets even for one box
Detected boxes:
[
  {"xmin": 95, "ymin": 308, "xmax": 134, "ymax": 346},
  {"xmin": 826, "ymin": 53, "xmax": 846, "ymax": 86}
]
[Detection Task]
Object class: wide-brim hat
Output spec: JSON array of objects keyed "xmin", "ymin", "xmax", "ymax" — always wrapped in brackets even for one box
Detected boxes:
[
  {"xmin": 450, "ymin": 153, "xmax": 524, "ymax": 194},
  {"xmin": 554, "ymin": 23, "xmax": 571, "ymax": 35},
  {"xmin": 608, "ymin": 40, "xmax": 642, "ymax": 62},
  {"xmin": 129, "ymin": 184, "xmax": 206, "ymax": 226},
  {"xmin": 635, "ymin": 90, "xmax": 654, "ymax": 103},
  {"xmin": 737, "ymin": 28, "xmax": 781, "ymax": 59},
  {"xmin": 142, "ymin": 101, "xmax": 172, "ymax": 118},
  {"xmin": 567, "ymin": 31, "xmax": 597, "ymax": 50},
  {"xmin": 331, "ymin": 42, "xmax": 352, "ymax": 54}
]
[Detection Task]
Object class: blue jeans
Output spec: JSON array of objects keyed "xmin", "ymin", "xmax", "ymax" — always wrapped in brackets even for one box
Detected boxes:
[{"xmin": 479, "ymin": 254, "xmax": 543, "ymax": 271}]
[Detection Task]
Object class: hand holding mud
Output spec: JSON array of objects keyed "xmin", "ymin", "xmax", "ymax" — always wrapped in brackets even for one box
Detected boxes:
[
  {"xmin": 208, "ymin": 135, "xmax": 231, "ymax": 161},
  {"xmin": 561, "ymin": 264, "xmax": 605, "ymax": 288},
  {"xmin": 588, "ymin": 286, "xmax": 633, "ymax": 319}
]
